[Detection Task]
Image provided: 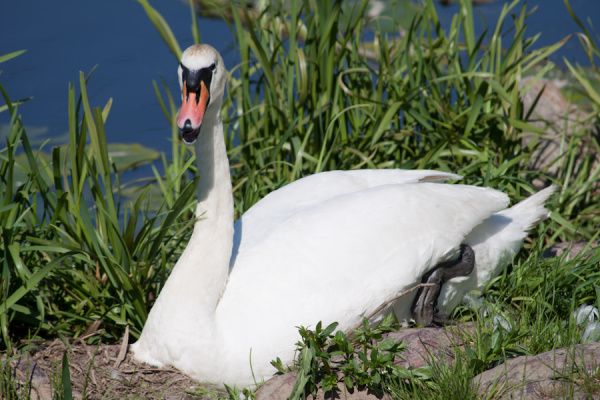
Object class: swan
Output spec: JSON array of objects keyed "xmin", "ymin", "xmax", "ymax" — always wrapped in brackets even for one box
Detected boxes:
[{"xmin": 131, "ymin": 44, "xmax": 555, "ymax": 387}]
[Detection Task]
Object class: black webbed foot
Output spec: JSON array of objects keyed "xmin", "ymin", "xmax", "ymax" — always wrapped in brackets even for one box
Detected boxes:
[{"xmin": 411, "ymin": 244, "xmax": 475, "ymax": 326}]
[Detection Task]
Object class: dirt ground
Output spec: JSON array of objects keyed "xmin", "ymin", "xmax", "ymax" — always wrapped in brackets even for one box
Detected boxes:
[
  {"xmin": 3, "ymin": 324, "xmax": 468, "ymax": 400},
  {"xmin": 3, "ymin": 336, "xmax": 227, "ymax": 400},
  {"xmin": 4, "ymin": 322, "xmax": 600, "ymax": 400}
]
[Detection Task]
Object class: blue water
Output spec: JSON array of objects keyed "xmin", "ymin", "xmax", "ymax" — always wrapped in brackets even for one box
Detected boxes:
[
  {"xmin": 1, "ymin": 0, "xmax": 598, "ymax": 154},
  {"xmin": 1, "ymin": 1, "xmax": 234, "ymax": 152},
  {"xmin": 435, "ymin": 0, "xmax": 600, "ymax": 67}
]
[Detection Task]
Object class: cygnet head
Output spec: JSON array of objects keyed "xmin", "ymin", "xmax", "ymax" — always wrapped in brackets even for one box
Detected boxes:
[{"xmin": 177, "ymin": 44, "xmax": 226, "ymax": 145}]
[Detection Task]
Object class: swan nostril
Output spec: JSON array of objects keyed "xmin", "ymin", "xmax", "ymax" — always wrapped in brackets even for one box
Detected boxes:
[{"xmin": 182, "ymin": 119, "xmax": 194, "ymax": 134}]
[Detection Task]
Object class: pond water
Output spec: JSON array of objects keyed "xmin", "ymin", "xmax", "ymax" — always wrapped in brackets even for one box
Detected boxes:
[
  {"xmin": 1, "ymin": 0, "xmax": 230, "ymax": 152},
  {"xmin": 1, "ymin": 0, "xmax": 598, "ymax": 157}
]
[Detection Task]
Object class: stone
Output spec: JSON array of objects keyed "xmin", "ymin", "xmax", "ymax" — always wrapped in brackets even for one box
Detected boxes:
[
  {"xmin": 543, "ymin": 240, "xmax": 599, "ymax": 261},
  {"xmin": 255, "ymin": 370, "xmax": 392, "ymax": 400},
  {"xmin": 476, "ymin": 342, "xmax": 600, "ymax": 399}
]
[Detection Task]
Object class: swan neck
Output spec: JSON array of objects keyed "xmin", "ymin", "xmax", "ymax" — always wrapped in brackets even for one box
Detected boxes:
[
  {"xmin": 194, "ymin": 101, "xmax": 231, "ymax": 215},
  {"xmin": 171, "ymin": 102, "xmax": 233, "ymax": 314}
]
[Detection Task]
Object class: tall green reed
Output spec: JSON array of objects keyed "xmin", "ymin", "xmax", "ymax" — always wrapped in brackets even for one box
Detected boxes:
[
  {"xmin": 0, "ymin": 68, "xmax": 198, "ymax": 349},
  {"xmin": 143, "ymin": 0, "xmax": 597, "ymax": 224}
]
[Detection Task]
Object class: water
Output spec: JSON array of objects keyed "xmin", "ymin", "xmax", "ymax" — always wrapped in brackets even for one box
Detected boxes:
[
  {"xmin": 1, "ymin": 1, "xmax": 233, "ymax": 152},
  {"xmin": 435, "ymin": 0, "xmax": 600, "ymax": 67},
  {"xmin": 1, "ymin": 0, "xmax": 598, "ymax": 154}
]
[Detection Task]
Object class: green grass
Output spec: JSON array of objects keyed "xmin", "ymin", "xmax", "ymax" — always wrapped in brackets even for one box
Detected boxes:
[
  {"xmin": 0, "ymin": 70, "xmax": 199, "ymax": 349},
  {"xmin": 1, "ymin": 0, "xmax": 600, "ymax": 398}
]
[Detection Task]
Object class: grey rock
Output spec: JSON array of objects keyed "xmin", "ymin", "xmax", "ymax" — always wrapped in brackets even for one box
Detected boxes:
[
  {"xmin": 476, "ymin": 342, "xmax": 600, "ymax": 399},
  {"xmin": 543, "ymin": 240, "xmax": 599, "ymax": 261},
  {"xmin": 255, "ymin": 371, "xmax": 392, "ymax": 400},
  {"xmin": 382, "ymin": 325, "xmax": 467, "ymax": 369},
  {"xmin": 9, "ymin": 354, "xmax": 53, "ymax": 400}
]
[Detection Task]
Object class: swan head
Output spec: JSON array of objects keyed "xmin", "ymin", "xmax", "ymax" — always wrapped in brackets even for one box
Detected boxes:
[{"xmin": 177, "ymin": 44, "xmax": 226, "ymax": 145}]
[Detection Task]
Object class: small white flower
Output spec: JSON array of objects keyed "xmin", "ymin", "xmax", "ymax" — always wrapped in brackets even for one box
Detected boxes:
[
  {"xmin": 462, "ymin": 293, "xmax": 492, "ymax": 317},
  {"xmin": 492, "ymin": 314, "xmax": 512, "ymax": 332},
  {"xmin": 583, "ymin": 321, "xmax": 600, "ymax": 343},
  {"xmin": 573, "ymin": 304, "xmax": 599, "ymax": 325},
  {"xmin": 463, "ymin": 293, "xmax": 483, "ymax": 311}
]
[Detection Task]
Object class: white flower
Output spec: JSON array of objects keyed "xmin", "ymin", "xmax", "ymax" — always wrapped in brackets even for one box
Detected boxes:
[
  {"xmin": 583, "ymin": 321, "xmax": 600, "ymax": 343},
  {"xmin": 463, "ymin": 293, "xmax": 483, "ymax": 311},
  {"xmin": 462, "ymin": 293, "xmax": 492, "ymax": 318},
  {"xmin": 573, "ymin": 304, "xmax": 599, "ymax": 325},
  {"xmin": 492, "ymin": 314, "xmax": 512, "ymax": 332}
]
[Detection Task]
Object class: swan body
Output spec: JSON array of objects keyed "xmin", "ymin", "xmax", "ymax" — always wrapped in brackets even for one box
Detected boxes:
[{"xmin": 131, "ymin": 44, "xmax": 555, "ymax": 387}]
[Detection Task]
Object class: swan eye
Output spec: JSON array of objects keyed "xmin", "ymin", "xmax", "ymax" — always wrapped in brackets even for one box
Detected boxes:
[{"xmin": 209, "ymin": 63, "xmax": 216, "ymax": 72}]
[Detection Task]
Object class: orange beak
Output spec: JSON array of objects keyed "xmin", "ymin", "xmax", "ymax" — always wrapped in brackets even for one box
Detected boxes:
[{"xmin": 177, "ymin": 80, "xmax": 210, "ymax": 145}]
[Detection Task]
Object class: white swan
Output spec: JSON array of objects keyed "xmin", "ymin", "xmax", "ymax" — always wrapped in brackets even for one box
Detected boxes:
[{"xmin": 131, "ymin": 44, "xmax": 555, "ymax": 387}]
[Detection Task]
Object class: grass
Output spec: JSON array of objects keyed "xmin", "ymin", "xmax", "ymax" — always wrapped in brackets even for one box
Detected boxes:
[{"xmin": 1, "ymin": 0, "xmax": 600, "ymax": 398}]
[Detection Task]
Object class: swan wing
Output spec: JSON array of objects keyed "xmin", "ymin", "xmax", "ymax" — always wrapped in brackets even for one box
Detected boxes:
[
  {"xmin": 218, "ymin": 182, "xmax": 508, "ymax": 380},
  {"xmin": 232, "ymin": 169, "xmax": 461, "ymax": 255}
]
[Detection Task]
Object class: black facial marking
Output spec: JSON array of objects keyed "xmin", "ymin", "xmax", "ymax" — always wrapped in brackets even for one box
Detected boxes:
[{"xmin": 181, "ymin": 62, "xmax": 216, "ymax": 105}]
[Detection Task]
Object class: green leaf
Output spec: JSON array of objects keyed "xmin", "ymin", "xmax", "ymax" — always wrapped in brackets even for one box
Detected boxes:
[
  {"xmin": 0, "ymin": 49, "xmax": 26, "ymax": 64},
  {"xmin": 136, "ymin": 0, "xmax": 182, "ymax": 60},
  {"xmin": 344, "ymin": 375, "xmax": 354, "ymax": 389},
  {"xmin": 61, "ymin": 352, "xmax": 73, "ymax": 400},
  {"xmin": 321, "ymin": 322, "xmax": 339, "ymax": 338},
  {"xmin": 377, "ymin": 338, "xmax": 397, "ymax": 352},
  {"xmin": 0, "ymin": 256, "xmax": 66, "ymax": 317}
]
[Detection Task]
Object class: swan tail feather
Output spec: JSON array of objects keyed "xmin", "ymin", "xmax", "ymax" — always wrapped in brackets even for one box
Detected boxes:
[
  {"xmin": 497, "ymin": 185, "xmax": 556, "ymax": 230},
  {"xmin": 438, "ymin": 185, "xmax": 556, "ymax": 313}
]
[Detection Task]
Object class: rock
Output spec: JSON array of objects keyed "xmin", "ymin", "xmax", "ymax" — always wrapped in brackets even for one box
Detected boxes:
[
  {"xmin": 255, "ymin": 371, "xmax": 392, "ymax": 400},
  {"xmin": 8, "ymin": 354, "xmax": 53, "ymax": 400},
  {"xmin": 543, "ymin": 240, "xmax": 599, "ymax": 260},
  {"xmin": 255, "ymin": 372, "xmax": 299, "ymax": 400},
  {"xmin": 476, "ymin": 342, "xmax": 600, "ymax": 399},
  {"xmin": 382, "ymin": 325, "xmax": 471, "ymax": 369}
]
